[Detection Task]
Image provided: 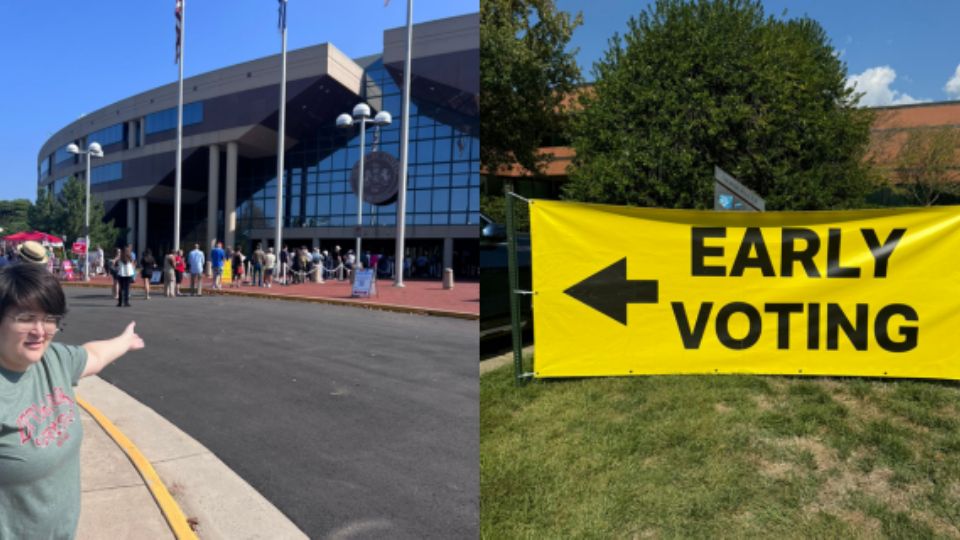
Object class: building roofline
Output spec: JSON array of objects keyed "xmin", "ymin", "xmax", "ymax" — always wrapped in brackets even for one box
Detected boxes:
[
  {"xmin": 38, "ymin": 13, "xmax": 479, "ymax": 164},
  {"xmin": 867, "ymin": 99, "xmax": 960, "ymax": 111}
]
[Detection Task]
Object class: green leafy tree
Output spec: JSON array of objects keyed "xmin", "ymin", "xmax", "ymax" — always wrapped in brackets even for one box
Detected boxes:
[
  {"xmin": 564, "ymin": 0, "xmax": 876, "ymax": 210},
  {"xmin": 28, "ymin": 188, "xmax": 66, "ymax": 236},
  {"xmin": 0, "ymin": 199, "xmax": 32, "ymax": 233},
  {"xmin": 28, "ymin": 178, "xmax": 121, "ymax": 249},
  {"xmin": 891, "ymin": 127, "xmax": 960, "ymax": 206},
  {"xmin": 480, "ymin": 0, "xmax": 582, "ymax": 225}
]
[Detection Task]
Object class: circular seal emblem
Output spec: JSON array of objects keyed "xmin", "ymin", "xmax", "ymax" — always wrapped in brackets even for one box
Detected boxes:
[{"xmin": 350, "ymin": 151, "xmax": 400, "ymax": 206}]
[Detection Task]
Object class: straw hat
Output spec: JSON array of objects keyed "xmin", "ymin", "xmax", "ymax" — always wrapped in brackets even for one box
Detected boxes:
[{"xmin": 19, "ymin": 241, "xmax": 49, "ymax": 264}]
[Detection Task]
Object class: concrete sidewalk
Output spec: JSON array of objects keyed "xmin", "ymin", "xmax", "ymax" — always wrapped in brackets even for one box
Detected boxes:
[
  {"xmin": 68, "ymin": 274, "xmax": 479, "ymax": 319},
  {"xmin": 76, "ymin": 376, "xmax": 307, "ymax": 540}
]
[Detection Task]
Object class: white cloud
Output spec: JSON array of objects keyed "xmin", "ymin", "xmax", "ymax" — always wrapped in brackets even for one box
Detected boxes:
[
  {"xmin": 846, "ymin": 66, "xmax": 926, "ymax": 107},
  {"xmin": 946, "ymin": 64, "xmax": 960, "ymax": 99}
]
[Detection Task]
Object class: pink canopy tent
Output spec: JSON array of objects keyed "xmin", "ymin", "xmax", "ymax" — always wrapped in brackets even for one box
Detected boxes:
[{"xmin": 2, "ymin": 231, "xmax": 64, "ymax": 247}]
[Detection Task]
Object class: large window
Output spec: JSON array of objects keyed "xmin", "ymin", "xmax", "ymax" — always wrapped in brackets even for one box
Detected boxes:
[
  {"xmin": 90, "ymin": 162, "xmax": 122, "ymax": 185},
  {"xmin": 54, "ymin": 144, "xmax": 76, "ymax": 165},
  {"xmin": 87, "ymin": 123, "xmax": 125, "ymax": 147},
  {"xmin": 39, "ymin": 155, "xmax": 50, "ymax": 179},
  {"xmin": 237, "ymin": 60, "xmax": 479, "ymax": 231},
  {"xmin": 52, "ymin": 176, "xmax": 70, "ymax": 197},
  {"xmin": 145, "ymin": 102, "xmax": 203, "ymax": 134}
]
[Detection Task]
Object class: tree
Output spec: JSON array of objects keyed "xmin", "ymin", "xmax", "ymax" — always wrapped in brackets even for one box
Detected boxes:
[
  {"xmin": 480, "ymin": 0, "xmax": 582, "ymax": 176},
  {"xmin": 563, "ymin": 0, "xmax": 877, "ymax": 210},
  {"xmin": 28, "ymin": 178, "xmax": 121, "ymax": 249},
  {"xmin": 891, "ymin": 127, "xmax": 960, "ymax": 206},
  {"xmin": 28, "ymin": 188, "xmax": 65, "ymax": 236},
  {"xmin": 0, "ymin": 199, "xmax": 31, "ymax": 233}
]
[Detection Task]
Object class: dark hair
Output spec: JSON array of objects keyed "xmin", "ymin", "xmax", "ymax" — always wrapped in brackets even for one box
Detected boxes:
[
  {"xmin": 120, "ymin": 246, "xmax": 133, "ymax": 264},
  {"xmin": 0, "ymin": 264, "xmax": 67, "ymax": 320}
]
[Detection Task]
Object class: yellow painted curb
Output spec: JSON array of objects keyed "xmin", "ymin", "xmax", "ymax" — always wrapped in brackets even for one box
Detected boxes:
[{"xmin": 76, "ymin": 397, "xmax": 198, "ymax": 540}]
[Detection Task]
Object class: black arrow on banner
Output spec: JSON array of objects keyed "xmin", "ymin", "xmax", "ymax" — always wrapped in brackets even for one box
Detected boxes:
[{"xmin": 564, "ymin": 257, "xmax": 659, "ymax": 325}]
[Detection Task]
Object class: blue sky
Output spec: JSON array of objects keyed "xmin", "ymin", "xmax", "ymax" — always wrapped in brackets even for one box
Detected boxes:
[
  {"xmin": 0, "ymin": 0, "xmax": 477, "ymax": 203},
  {"xmin": 557, "ymin": 0, "xmax": 960, "ymax": 105}
]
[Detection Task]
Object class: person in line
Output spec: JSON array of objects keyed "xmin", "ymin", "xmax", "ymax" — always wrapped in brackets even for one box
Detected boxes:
[
  {"xmin": 163, "ymin": 248, "xmax": 177, "ymax": 298},
  {"xmin": 290, "ymin": 247, "xmax": 302, "ymax": 284},
  {"xmin": 174, "ymin": 249, "xmax": 186, "ymax": 296},
  {"xmin": 231, "ymin": 246, "xmax": 244, "ymax": 288},
  {"xmin": 110, "ymin": 248, "xmax": 122, "ymax": 299},
  {"xmin": 321, "ymin": 250, "xmax": 331, "ymax": 280},
  {"xmin": 312, "ymin": 248, "xmax": 324, "ymax": 283},
  {"xmin": 210, "ymin": 241, "xmax": 226, "ymax": 290},
  {"xmin": 333, "ymin": 245, "xmax": 344, "ymax": 280},
  {"xmin": 344, "ymin": 249, "xmax": 356, "ymax": 281},
  {"xmin": 252, "ymin": 243, "xmax": 265, "ymax": 287},
  {"xmin": 264, "ymin": 246, "xmax": 276, "ymax": 288},
  {"xmin": 188, "ymin": 244, "xmax": 205, "ymax": 296},
  {"xmin": 115, "ymin": 246, "xmax": 135, "ymax": 307},
  {"xmin": 278, "ymin": 244, "xmax": 290, "ymax": 285},
  {"xmin": 0, "ymin": 263, "xmax": 144, "ymax": 539},
  {"xmin": 139, "ymin": 249, "xmax": 157, "ymax": 300}
]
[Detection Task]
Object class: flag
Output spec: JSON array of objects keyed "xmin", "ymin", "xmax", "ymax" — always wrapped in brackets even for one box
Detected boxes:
[
  {"xmin": 278, "ymin": 0, "xmax": 287, "ymax": 31},
  {"xmin": 175, "ymin": 0, "xmax": 183, "ymax": 64}
]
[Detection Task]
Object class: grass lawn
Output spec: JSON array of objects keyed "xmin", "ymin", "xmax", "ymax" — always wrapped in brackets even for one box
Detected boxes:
[{"xmin": 481, "ymin": 361, "xmax": 960, "ymax": 538}]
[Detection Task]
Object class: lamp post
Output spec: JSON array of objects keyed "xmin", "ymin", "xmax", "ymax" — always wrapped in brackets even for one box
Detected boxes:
[
  {"xmin": 66, "ymin": 141, "xmax": 103, "ymax": 281},
  {"xmin": 336, "ymin": 103, "xmax": 391, "ymax": 264}
]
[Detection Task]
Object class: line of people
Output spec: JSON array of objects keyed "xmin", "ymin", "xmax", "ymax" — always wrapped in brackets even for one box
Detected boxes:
[
  {"xmin": 105, "ymin": 244, "xmax": 206, "ymax": 304},
  {"xmin": 95, "ymin": 239, "xmax": 409, "ymax": 307}
]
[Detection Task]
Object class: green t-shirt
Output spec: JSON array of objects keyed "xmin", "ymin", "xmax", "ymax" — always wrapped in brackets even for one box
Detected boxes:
[{"xmin": 0, "ymin": 342, "xmax": 88, "ymax": 540}]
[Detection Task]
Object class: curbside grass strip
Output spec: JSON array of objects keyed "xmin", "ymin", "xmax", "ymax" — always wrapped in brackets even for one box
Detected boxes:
[
  {"xmin": 62, "ymin": 281, "xmax": 479, "ymax": 320},
  {"xmin": 76, "ymin": 397, "xmax": 199, "ymax": 540}
]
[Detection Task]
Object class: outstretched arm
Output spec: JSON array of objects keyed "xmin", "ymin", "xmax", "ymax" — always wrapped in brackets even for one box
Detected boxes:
[{"xmin": 81, "ymin": 321, "xmax": 145, "ymax": 377}]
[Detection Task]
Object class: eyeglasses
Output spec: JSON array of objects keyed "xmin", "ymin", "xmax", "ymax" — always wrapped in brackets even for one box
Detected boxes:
[{"xmin": 7, "ymin": 313, "xmax": 63, "ymax": 335}]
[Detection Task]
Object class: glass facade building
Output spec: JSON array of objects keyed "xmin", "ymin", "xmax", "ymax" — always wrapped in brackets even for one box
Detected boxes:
[
  {"xmin": 38, "ymin": 14, "xmax": 479, "ymax": 278},
  {"xmin": 238, "ymin": 61, "xmax": 480, "ymax": 232}
]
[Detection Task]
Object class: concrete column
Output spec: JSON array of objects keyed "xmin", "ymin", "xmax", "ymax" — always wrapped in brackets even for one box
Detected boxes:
[
  {"xmin": 206, "ymin": 144, "xmax": 220, "ymax": 248},
  {"xmin": 137, "ymin": 198, "xmax": 147, "ymax": 256},
  {"xmin": 443, "ymin": 237, "xmax": 454, "ymax": 271},
  {"xmin": 126, "ymin": 199, "xmax": 136, "ymax": 247},
  {"xmin": 224, "ymin": 141, "xmax": 238, "ymax": 249},
  {"xmin": 127, "ymin": 121, "xmax": 136, "ymax": 149}
]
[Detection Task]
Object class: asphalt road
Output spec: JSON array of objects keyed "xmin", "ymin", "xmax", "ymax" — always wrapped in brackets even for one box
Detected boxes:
[{"xmin": 60, "ymin": 288, "xmax": 479, "ymax": 539}]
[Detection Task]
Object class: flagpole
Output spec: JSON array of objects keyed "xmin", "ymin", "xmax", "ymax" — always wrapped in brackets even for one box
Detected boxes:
[
  {"xmin": 174, "ymin": 0, "xmax": 185, "ymax": 253},
  {"xmin": 275, "ymin": 0, "xmax": 288, "ymax": 263},
  {"xmin": 393, "ymin": 0, "xmax": 412, "ymax": 287}
]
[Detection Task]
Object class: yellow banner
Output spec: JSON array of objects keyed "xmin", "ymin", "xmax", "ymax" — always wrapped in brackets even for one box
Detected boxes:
[{"xmin": 531, "ymin": 200, "xmax": 960, "ymax": 380}]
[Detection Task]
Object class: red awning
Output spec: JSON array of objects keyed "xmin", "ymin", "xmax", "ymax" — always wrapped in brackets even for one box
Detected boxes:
[{"xmin": 3, "ymin": 231, "xmax": 64, "ymax": 246}]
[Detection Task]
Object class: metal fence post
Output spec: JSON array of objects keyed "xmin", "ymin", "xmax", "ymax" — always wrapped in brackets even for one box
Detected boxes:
[{"xmin": 505, "ymin": 182, "xmax": 526, "ymax": 385}]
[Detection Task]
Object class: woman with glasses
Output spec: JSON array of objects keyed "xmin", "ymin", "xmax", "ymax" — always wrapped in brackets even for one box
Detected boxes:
[{"xmin": 0, "ymin": 263, "xmax": 144, "ymax": 538}]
